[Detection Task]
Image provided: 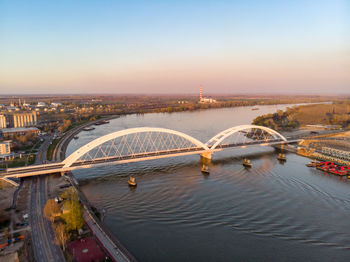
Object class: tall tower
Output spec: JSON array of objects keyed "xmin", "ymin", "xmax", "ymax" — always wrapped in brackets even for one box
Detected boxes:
[{"xmin": 200, "ymin": 85, "xmax": 203, "ymax": 102}]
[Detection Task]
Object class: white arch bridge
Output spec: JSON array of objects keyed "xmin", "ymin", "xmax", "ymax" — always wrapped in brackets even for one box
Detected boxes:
[{"xmin": 1, "ymin": 125, "xmax": 293, "ymax": 182}]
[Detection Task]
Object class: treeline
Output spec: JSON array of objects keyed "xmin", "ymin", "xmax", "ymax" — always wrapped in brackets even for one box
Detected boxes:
[
  {"xmin": 252, "ymin": 101, "xmax": 350, "ymax": 130},
  {"xmin": 44, "ymin": 188, "xmax": 84, "ymax": 251},
  {"xmin": 35, "ymin": 96, "xmax": 345, "ymax": 134}
]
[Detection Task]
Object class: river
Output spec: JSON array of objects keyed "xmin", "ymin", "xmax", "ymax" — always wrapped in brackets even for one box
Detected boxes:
[{"xmin": 66, "ymin": 104, "xmax": 350, "ymax": 262}]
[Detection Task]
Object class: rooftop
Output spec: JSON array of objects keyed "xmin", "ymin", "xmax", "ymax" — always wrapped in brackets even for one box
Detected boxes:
[{"xmin": 0, "ymin": 127, "xmax": 40, "ymax": 133}]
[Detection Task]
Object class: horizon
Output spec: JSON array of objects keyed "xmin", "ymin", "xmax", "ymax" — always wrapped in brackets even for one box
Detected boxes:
[
  {"xmin": 0, "ymin": 92, "xmax": 350, "ymax": 96},
  {"xmin": 1, "ymin": 0, "xmax": 349, "ymax": 94}
]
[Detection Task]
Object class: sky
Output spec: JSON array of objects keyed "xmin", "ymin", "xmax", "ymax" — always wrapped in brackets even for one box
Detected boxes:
[{"xmin": 0, "ymin": 0, "xmax": 349, "ymax": 95}]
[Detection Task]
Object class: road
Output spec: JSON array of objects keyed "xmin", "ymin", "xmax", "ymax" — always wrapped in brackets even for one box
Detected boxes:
[
  {"xmin": 84, "ymin": 211, "xmax": 134, "ymax": 262},
  {"xmin": 29, "ymin": 135, "xmax": 65, "ymax": 262}
]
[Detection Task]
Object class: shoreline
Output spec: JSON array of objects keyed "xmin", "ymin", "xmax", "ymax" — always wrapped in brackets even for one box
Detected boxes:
[{"xmin": 54, "ymin": 114, "xmax": 137, "ymax": 262}]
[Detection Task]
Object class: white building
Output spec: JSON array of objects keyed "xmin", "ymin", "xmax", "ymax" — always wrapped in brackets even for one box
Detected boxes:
[
  {"xmin": 199, "ymin": 85, "xmax": 217, "ymax": 103},
  {"xmin": 0, "ymin": 141, "xmax": 11, "ymax": 157},
  {"xmin": 0, "ymin": 115, "xmax": 6, "ymax": 129},
  {"xmin": 37, "ymin": 102, "xmax": 47, "ymax": 107},
  {"xmin": 200, "ymin": 97, "xmax": 217, "ymax": 103},
  {"xmin": 51, "ymin": 102, "xmax": 62, "ymax": 107},
  {"xmin": 6, "ymin": 111, "xmax": 37, "ymax": 128}
]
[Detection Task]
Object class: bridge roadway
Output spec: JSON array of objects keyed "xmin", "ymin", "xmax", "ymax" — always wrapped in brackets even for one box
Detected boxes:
[
  {"xmin": 1, "ymin": 138, "xmax": 297, "ymax": 179},
  {"xmin": 29, "ymin": 135, "xmax": 66, "ymax": 262}
]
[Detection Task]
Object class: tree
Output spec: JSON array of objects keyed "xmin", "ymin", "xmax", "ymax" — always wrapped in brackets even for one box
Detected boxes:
[
  {"xmin": 61, "ymin": 188, "xmax": 84, "ymax": 231},
  {"xmin": 58, "ymin": 119, "xmax": 71, "ymax": 133},
  {"xmin": 54, "ymin": 222, "xmax": 70, "ymax": 251},
  {"xmin": 44, "ymin": 199, "xmax": 61, "ymax": 222}
]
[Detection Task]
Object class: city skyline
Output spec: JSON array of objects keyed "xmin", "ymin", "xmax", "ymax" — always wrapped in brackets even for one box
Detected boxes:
[{"xmin": 1, "ymin": 0, "xmax": 349, "ymax": 95}]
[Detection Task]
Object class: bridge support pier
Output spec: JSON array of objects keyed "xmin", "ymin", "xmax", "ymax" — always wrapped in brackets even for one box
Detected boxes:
[{"xmin": 200, "ymin": 152, "xmax": 212, "ymax": 161}]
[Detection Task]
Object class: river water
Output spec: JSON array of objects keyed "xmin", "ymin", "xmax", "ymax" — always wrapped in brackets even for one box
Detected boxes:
[{"xmin": 66, "ymin": 104, "xmax": 350, "ymax": 262}]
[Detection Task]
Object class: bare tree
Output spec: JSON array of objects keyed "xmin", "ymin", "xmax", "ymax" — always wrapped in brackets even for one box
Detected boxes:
[{"xmin": 54, "ymin": 222, "xmax": 70, "ymax": 251}]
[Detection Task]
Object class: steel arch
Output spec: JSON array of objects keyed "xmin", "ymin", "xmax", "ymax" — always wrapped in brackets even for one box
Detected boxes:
[
  {"xmin": 206, "ymin": 125, "xmax": 287, "ymax": 150},
  {"xmin": 62, "ymin": 127, "xmax": 209, "ymax": 168}
]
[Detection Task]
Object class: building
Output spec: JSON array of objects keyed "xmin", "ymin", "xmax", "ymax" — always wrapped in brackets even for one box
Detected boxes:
[
  {"xmin": 0, "ymin": 115, "xmax": 6, "ymax": 128},
  {"xmin": 6, "ymin": 111, "xmax": 37, "ymax": 128},
  {"xmin": 0, "ymin": 127, "xmax": 40, "ymax": 139},
  {"xmin": 37, "ymin": 102, "xmax": 46, "ymax": 107},
  {"xmin": 51, "ymin": 102, "xmax": 62, "ymax": 107},
  {"xmin": 0, "ymin": 140, "xmax": 11, "ymax": 157},
  {"xmin": 306, "ymin": 124, "xmax": 339, "ymax": 130},
  {"xmin": 199, "ymin": 85, "xmax": 217, "ymax": 103},
  {"xmin": 22, "ymin": 101, "xmax": 31, "ymax": 107}
]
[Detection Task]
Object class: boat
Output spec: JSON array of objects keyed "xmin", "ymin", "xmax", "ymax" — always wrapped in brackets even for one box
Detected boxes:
[
  {"xmin": 94, "ymin": 120, "xmax": 110, "ymax": 126},
  {"xmin": 277, "ymin": 153, "xmax": 286, "ymax": 161},
  {"xmin": 201, "ymin": 165, "xmax": 210, "ymax": 174},
  {"xmin": 83, "ymin": 127, "xmax": 95, "ymax": 131},
  {"xmin": 329, "ymin": 166, "xmax": 348, "ymax": 176},
  {"xmin": 73, "ymin": 135, "xmax": 79, "ymax": 140},
  {"xmin": 306, "ymin": 160, "xmax": 317, "ymax": 167},
  {"xmin": 128, "ymin": 176, "xmax": 137, "ymax": 186},
  {"xmin": 316, "ymin": 162, "xmax": 335, "ymax": 171},
  {"xmin": 252, "ymin": 107, "xmax": 259, "ymax": 110},
  {"xmin": 243, "ymin": 158, "xmax": 252, "ymax": 168}
]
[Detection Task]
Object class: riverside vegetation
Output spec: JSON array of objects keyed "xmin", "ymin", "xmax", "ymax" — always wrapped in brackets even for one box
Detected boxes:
[
  {"xmin": 252, "ymin": 102, "xmax": 350, "ymax": 131},
  {"xmin": 43, "ymin": 188, "xmax": 84, "ymax": 252}
]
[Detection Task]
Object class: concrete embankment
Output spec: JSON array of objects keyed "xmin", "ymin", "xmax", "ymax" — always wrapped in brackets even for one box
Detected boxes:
[{"xmin": 66, "ymin": 174, "xmax": 137, "ymax": 262}]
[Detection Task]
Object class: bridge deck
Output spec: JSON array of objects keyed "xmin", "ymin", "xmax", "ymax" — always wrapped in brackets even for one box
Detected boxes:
[{"xmin": 0, "ymin": 139, "xmax": 296, "ymax": 179}]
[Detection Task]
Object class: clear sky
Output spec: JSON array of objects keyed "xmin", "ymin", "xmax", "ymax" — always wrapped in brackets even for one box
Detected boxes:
[{"xmin": 0, "ymin": 0, "xmax": 349, "ymax": 95}]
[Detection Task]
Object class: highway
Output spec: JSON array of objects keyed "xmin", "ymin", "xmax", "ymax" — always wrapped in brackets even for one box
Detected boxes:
[{"xmin": 29, "ymin": 135, "xmax": 65, "ymax": 262}]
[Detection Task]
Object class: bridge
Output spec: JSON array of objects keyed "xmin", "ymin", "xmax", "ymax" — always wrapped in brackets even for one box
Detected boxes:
[{"xmin": 1, "ymin": 125, "xmax": 291, "ymax": 184}]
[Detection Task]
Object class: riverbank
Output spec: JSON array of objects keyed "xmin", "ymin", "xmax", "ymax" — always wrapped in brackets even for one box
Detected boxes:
[
  {"xmin": 52, "ymin": 114, "xmax": 120, "ymax": 162},
  {"xmin": 296, "ymin": 131, "xmax": 350, "ymax": 166},
  {"xmin": 66, "ymin": 174, "xmax": 137, "ymax": 262},
  {"xmin": 252, "ymin": 101, "xmax": 349, "ymax": 131},
  {"xmin": 53, "ymin": 115, "xmax": 137, "ymax": 261},
  {"xmin": 64, "ymin": 103, "xmax": 350, "ymax": 261}
]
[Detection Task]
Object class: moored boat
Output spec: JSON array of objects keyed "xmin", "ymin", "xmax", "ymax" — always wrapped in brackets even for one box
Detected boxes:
[
  {"xmin": 277, "ymin": 153, "xmax": 286, "ymax": 161},
  {"xmin": 83, "ymin": 127, "xmax": 95, "ymax": 131},
  {"xmin": 243, "ymin": 158, "xmax": 252, "ymax": 168},
  {"xmin": 313, "ymin": 161, "xmax": 349, "ymax": 176},
  {"xmin": 73, "ymin": 135, "xmax": 79, "ymax": 140},
  {"xmin": 94, "ymin": 120, "xmax": 110, "ymax": 126},
  {"xmin": 306, "ymin": 160, "xmax": 317, "ymax": 167},
  {"xmin": 128, "ymin": 176, "xmax": 137, "ymax": 186}
]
